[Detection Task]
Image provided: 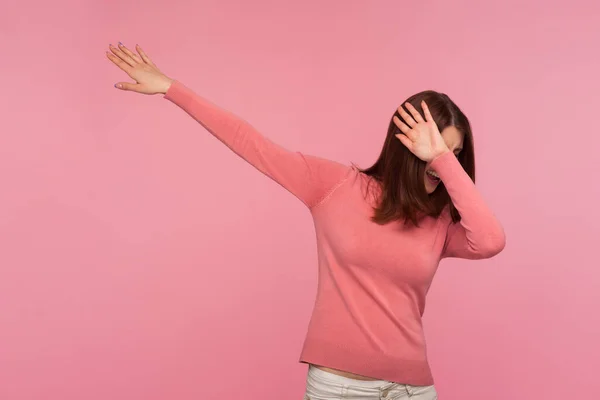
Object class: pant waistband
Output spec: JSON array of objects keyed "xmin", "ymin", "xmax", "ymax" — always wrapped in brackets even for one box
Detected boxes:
[{"xmin": 308, "ymin": 365, "xmax": 392, "ymax": 389}]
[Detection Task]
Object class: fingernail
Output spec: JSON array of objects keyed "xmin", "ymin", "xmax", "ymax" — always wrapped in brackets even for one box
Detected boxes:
[{"xmin": 118, "ymin": 41, "xmax": 123, "ymax": 46}]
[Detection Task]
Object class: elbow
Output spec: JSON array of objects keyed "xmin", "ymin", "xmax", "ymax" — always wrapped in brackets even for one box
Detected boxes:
[{"xmin": 475, "ymin": 229, "xmax": 506, "ymax": 259}]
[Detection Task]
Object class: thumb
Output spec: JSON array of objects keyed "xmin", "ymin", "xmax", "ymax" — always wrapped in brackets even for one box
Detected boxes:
[{"xmin": 114, "ymin": 82, "xmax": 140, "ymax": 92}]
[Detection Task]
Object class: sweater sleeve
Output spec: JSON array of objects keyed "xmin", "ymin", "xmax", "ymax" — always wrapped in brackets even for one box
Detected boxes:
[
  {"xmin": 430, "ymin": 151, "xmax": 506, "ymax": 260},
  {"xmin": 163, "ymin": 80, "xmax": 350, "ymax": 209}
]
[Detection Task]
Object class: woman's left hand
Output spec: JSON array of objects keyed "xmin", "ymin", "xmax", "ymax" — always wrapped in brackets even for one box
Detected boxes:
[{"xmin": 393, "ymin": 101, "xmax": 449, "ymax": 163}]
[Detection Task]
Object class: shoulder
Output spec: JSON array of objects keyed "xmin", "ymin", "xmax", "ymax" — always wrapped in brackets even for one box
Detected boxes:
[
  {"xmin": 302, "ymin": 154, "xmax": 355, "ymax": 183},
  {"xmin": 307, "ymin": 161, "xmax": 359, "ymax": 210}
]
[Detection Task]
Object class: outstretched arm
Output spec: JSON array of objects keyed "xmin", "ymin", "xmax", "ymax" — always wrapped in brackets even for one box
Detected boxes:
[
  {"xmin": 106, "ymin": 43, "xmax": 349, "ymax": 208},
  {"xmin": 162, "ymin": 81, "xmax": 349, "ymax": 207}
]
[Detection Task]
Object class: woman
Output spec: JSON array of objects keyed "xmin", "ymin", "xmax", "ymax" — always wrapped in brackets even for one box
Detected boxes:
[{"xmin": 106, "ymin": 43, "xmax": 505, "ymax": 400}]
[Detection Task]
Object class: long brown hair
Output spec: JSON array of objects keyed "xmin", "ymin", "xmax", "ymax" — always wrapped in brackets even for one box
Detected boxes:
[{"xmin": 359, "ymin": 90, "xmax": 475, "ymax": 226}]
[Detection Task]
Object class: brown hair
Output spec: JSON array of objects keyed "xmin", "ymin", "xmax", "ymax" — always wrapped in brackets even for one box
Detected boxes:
[{"xmin": 358, "ymin": 90, "xmax": 475, "ymax": 226}]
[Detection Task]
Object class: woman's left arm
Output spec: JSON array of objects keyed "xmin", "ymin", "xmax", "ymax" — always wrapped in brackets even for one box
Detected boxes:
[
  {"xmin": 431, "ymin": 151, "xmax": 506, "ymax": 259},
  {"xmin": 393, "ymin": 100, "xmax": 506, "ymax": 260}
]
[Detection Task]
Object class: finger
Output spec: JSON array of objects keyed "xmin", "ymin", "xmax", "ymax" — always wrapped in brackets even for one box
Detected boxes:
[
  {"xmin": 393, "ymin": 116, "xmax": 418, "ymax": 141},
  {"xmin": 118, "ymin": 42, "xmax": 142, "ymax": 64},
  {"xmin": 405, "ymin": 102, "xmax": 424, "ymax": 123},
  {"xmin": 106, "ymin": 51, "xmax": 133, "ymax": 75},
  {"xmin": 136, "ymin": 44, "xmax": 157, "ymax": 67},
  {"xmin": 397, "ymin": 104, "xmax": 417, "ymax": 127},
  {"xmin": 395, "ymin": 133, "xmax": 414, "ymax": 151},
  {"xmin": 115, "ymin": 82, "xmax": 143, "ymax": 92},
  {"xmin": 109, "ymin": 44, "xmax": 137, "ymax": 67},
  {"xmin": 393, "ymin": 115, "xmax": 412, "ymax": 135},
  {"xmin": 421, "ymin": 101, "xmax": 434, "ymax": 122}
]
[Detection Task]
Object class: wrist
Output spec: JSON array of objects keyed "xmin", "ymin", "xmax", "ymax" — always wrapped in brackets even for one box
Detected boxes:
[
  {"xmin": 160, "ymin": 77, "xmax": 175, "ymax": 94},
  {"xmin": 430, "ymin": 147, "xmax": 450, "ymax": 163}
]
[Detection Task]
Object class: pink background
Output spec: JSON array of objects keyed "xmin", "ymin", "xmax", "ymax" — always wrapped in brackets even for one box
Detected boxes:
[{"xmin": 1, "ymin": 0, "xmax": 599, "ymax": 399}]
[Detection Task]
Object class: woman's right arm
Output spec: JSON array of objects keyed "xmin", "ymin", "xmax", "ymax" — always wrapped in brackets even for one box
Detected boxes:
[
  {"xmin": 106, "ymin": 43, "xmax": 350, "ymax": 209},
  {"xmin": 163, "ymin": 80, "xmax": 350, "ymax": 208}
]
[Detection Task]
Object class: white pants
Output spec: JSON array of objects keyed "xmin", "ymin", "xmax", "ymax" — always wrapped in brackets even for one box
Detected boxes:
[{"xmin": 304, "ymin": 365, "xmax": 438, "ymax": 400}]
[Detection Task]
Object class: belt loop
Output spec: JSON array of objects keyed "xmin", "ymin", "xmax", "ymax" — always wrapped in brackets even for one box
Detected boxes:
[{"xmin": 380, "ymin": 383, "xmax": 394, "ymax": 399}]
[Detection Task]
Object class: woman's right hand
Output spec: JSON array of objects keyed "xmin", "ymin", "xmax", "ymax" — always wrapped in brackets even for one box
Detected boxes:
[{"xmin": 106, "ymin": 43, "xmax": 174, "ymax": 95}]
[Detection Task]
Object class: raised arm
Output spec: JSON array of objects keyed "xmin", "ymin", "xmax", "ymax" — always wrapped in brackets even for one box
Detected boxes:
[
  {"xmin": 162, "ymin": 81, "xmax": 349, "ymax": 207},
  {"xmin": 430, "ymin": 151, "xmax": 506, "ymax": 259},
  {"xmin": 393, "ymin": 98, "xmax": 506, "ymax": 260},
  {"xmin": 106, "ymin": 43, "xmax": 349, "ymax": 208}
]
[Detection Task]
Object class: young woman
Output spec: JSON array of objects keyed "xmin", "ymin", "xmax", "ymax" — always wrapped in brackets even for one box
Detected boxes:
[{"xmin": 106, "ymin": 43, "xmax": 505, "ymax": 400}]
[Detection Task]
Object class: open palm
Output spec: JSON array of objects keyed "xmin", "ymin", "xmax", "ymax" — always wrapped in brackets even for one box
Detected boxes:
[
  {"xmin": 105, "ymin": 43, "xmax": 173, "ymax": 95},
  {"xmin": 393, "ymin": 101, "xmax": 449, "ymax": 163}
]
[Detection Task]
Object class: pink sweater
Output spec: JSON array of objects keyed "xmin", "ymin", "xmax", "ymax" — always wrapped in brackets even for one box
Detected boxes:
[{"xmin": 164, "ymin": 80, "xmax": 506, "ymax": 386}]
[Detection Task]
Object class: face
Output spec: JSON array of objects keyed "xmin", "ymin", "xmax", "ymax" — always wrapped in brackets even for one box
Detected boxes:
[{"xmin": 424, "ymin": 126, "xmax": 464, "ymax": 194}]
